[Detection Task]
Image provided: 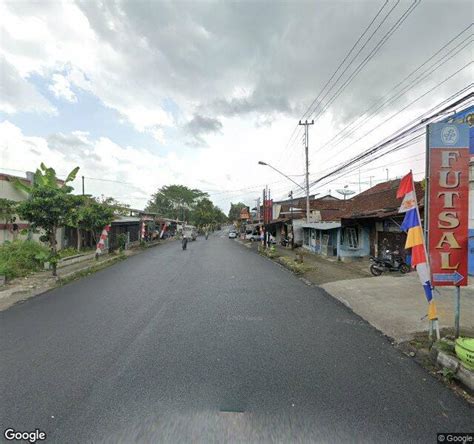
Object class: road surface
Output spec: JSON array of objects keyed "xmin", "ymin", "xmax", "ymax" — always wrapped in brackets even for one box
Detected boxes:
[{"xmin": 0, "ymin": 233, "xmax": 472, "ymax": 443}]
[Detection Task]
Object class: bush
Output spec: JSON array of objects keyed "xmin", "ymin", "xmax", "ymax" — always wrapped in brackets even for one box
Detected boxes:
[
  {"xmin": 117, "ymin": 233, "xmax": 128, "ymax": 251},
  {"xmin": 0, "ymin": 240, "xmax": 50, "ymax": 279}
]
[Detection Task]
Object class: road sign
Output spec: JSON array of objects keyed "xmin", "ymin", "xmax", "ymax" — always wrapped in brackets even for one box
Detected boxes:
[
  {"xmin": 427, "ymin": 122, "xmax": 470, "ymax": 286},
  {"xmin": 432, "ymin": 271, "xmax": 464, "ymax": 285}
]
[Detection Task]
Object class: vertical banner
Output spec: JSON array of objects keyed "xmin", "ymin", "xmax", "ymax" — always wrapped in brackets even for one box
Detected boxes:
[
  {"xmin": 428, "ymin": 122, "xmax": 470, "ymax": 286},
  {"xmin": 264, "ymin": 199, "xmax": 273, "ymax": 224}
]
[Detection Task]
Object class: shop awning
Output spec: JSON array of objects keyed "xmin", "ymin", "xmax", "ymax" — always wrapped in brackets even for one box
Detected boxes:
[{"xmin": 302, "ymin": 222, "xmax": 341, "ymax": 230}]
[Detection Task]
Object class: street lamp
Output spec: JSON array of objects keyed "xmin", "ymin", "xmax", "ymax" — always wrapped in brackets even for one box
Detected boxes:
[
  {"xmin": 258, "ymin": 160, "xmax": 317, "ymax": 223},
  {"xmin": 258, "ymin": 161, "xmax": 306, "ymax": 192}
]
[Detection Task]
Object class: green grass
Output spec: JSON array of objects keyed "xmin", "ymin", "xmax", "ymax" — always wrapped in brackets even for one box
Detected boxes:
[{"xmin": 0, "ymin": 240, "xmax": 50, "ymax": 279}]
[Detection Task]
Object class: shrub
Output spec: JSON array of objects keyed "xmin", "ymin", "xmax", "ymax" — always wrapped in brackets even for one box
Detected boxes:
[
  {"xmin": 117, "ymin": 233, "xmax": 128, "ymax": 251},
  {"xmin": 0, "ymin": 240, "xmax": 50, "ymax": 279}
]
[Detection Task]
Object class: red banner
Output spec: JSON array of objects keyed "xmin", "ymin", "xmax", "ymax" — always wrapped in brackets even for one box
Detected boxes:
[
  {"xmin": 428, "ymin": 123, "xmax": 470, "ymax": 286},
  {"xmin": 264, "ymin": 199, "xmax": 273, "ymax": 224}
]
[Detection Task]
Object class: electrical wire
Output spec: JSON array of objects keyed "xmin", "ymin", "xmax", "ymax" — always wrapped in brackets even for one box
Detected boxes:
[
  {"xmin": 316, "ymin": 28, "xmax": 473, "ymax": 154},
  {"xmin": 274, "ymin": 0, "xmax": 392, "ymax": 166}
]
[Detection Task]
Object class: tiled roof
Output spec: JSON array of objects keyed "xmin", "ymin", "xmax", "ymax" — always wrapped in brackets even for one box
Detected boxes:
[{"xmin": 345, "ymin": 179, "xmax": 424, "ymax": 219}]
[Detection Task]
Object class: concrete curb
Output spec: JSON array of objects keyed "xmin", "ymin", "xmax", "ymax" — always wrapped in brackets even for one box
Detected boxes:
[
  {"xmin": 57, "ymin": 255, "xmax": 123, "ymax": 280},
  {"xmin": 431, "ymin": 347, "xmax": 474, "ymax": 392}
]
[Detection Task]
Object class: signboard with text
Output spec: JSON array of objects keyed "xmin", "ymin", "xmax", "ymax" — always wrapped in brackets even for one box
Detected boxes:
[{"xmin": 428, "ymin": 122, "xmax": 470, "ymax": 286}]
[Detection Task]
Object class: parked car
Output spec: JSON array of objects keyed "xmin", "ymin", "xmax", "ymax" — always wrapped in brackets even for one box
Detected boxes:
[{"xmin": 228, "ymin": 232, "xmax": 237, "ymax": 239}]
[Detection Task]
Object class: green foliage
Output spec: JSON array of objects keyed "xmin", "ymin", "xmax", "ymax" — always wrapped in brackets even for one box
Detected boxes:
[
  {"xmin": 0, "ymin": 240, "xmax": 50, "ymax": 279},
  {"xmin": 0, "ymin": 198, "xmax": 17, "ymax": 223},
  {"xmin": 228, "ymin": 202, "xmax": 248, "ymax": 221},
  {"xmin": 15, "ymin": 163, "xmax": 79, "ymax": 276},
  {"xmin": 192, "ymin": 197, "xmax": 227, "ymax": 226},
  {"xmin": 57, "ymin": 247, "xmax": 89, "ymax": 259},
  {"xmin": 146, "ymin": 185, "xmax": 208, "ymax": 220},
  {"xmin": 117, "ymin": 233, "xmax": 128, "ymax": 251},
  {"xmin": 441, "ymin": 367, "xmax": 455, "ymax": 383},
  {"xmin": 98, "ymin": 196, "xmax": 130, "ymax": 216},
  {"xmin": 68, "ymin": 196, "xmax": 115, "ymax": 243}
]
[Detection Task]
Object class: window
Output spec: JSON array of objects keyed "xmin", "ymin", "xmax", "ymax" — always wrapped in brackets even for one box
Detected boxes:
[{"xmin": 344, "ymin": 227, "xmax": 359, "ymax": 249}]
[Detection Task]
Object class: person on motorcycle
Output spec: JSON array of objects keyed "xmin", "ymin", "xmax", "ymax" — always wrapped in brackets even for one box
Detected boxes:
[{"xmin": 182, "ymin": 234, "xmax": 188, "ymax": 250}]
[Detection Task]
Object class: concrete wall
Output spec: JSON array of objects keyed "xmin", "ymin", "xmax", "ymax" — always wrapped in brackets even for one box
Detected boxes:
[{"xmin": 338, "ymin": 226, "xmax": 371, "ymax": 260}]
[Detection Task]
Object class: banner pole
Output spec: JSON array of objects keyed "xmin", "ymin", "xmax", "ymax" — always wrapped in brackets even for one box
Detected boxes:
[{"xmin": 455, "ymin": 286, "xmax": 461, "ymax": 338}]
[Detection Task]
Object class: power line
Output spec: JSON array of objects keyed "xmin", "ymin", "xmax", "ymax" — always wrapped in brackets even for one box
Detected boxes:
[
  {"xmin": 305, "ymin": 90, "xmax": 473, "ymax": 193},
  {"xmin": 313, "ymin": 64, "xmax": 473, "ymax": 175},
  {"xmin": 308, "ymin": 0, "xmax": 420, "ymax": 124},
  {"xmin": 316, "ymin": 27, "xmax": 473, "ymax": 154},
  {"xmin": 275, "ymin": 0, "xmax": 391, "ymax": 166},
  {"xmin": 280, "ymin": 0, "xmax": 420, "ymax": 169}
]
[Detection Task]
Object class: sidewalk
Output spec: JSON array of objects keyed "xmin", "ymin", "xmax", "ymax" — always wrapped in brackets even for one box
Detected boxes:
[
  {"xmin": 252, "ymin": 241, "xmax": 474, "ymax": 342},
  {"xmin": 322, "ymin": 273, "xmax": 474, "ymax": 343}
]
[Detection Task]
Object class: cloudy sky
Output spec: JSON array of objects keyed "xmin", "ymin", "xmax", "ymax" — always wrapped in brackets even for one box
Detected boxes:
[{"xmin": 0, "ymin": 0, "xmax": 472, "ymax": 212}]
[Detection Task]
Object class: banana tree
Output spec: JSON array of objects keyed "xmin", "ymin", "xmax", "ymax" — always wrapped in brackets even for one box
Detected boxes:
[{"xmin": 15, "ymin": 164, "xmax": 79, "ymax": 276}]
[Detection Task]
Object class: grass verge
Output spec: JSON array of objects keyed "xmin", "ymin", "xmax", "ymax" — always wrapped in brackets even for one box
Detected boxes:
[{"xmin": 56, "ymin": 254, "xmax": 126, "ymax": 286}]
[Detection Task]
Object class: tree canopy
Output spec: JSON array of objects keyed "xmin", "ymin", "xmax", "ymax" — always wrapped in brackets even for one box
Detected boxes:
[
  {"xmin": 228, "ymin": 202, "xmax": 248, "ymax": 221},
  {"xmin": 16, "ymin": 163, "xmax": 79, "ymax": 275},
  {"xmin": 146, "ymin": 184, "xmax": 226, "ymax": 226},
  {"xmin": 145, "ymin": 185, "xmax": 208, "ymax": 220}
]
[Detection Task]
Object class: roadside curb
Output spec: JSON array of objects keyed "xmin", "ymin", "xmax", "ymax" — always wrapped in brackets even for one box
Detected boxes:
[
  {"xmin": 430, "ymin": 346, "xmax": 474, "ymax": 392},
  {"xmin": 0, "ymin": 239, "xmax": 173, "ymax": 311}
]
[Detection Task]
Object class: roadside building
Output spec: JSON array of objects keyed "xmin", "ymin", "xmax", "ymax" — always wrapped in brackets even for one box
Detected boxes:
[
  {"xmin": 340, "ymin": 179, "xmax": 424, "ymax": 261},
  {"xmin": 0, "ymin": 172, "xmax": 66, "ymax": 247},
  {"xmin": 299, "ymin": 179, "xmax": 424, "ymax": 262},
  {"xmin": 109, "ymin": 216, "xmax": 141, "ymax": 250}
]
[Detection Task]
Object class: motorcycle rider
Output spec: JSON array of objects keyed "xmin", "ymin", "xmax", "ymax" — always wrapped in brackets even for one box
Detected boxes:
[{"xmin": 182, "ymin": 234, "xmax": 188, "ymax": 250}]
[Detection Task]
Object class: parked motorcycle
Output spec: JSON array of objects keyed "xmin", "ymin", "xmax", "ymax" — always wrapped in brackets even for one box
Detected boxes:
[
  {"xmin": 280, "ymin": 237, "xmax": 290, "ymax": 247},
  {"xmin": 369, "ymin": 250, "xmax": 410, "ymax": 276}
]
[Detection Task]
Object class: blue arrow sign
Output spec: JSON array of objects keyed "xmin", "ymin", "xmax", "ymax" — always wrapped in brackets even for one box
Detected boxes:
[{"xmin": 433, "ymin": 271, "xmax": 464, "ymax": 285}]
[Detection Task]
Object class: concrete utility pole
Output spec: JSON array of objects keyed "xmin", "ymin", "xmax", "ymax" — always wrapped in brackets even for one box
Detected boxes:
[{"xmin": 299, "ymin": 120, "xmax": 314, "ymax": 223}]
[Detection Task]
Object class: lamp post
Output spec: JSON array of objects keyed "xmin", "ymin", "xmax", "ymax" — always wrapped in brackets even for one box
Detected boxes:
[{"xmin": 258, "ymin": 161, "xmax": 317, "ymax": 223}]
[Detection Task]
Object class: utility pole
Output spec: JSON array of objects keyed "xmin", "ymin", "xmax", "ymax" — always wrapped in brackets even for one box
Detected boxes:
[
  {"xmin": 82, "ymin": 176, "xmax": 85, "ymax": 195},
  {"xmin": 289, "ymin": 190, "xmax": 294, "ymax": 249},
  {"xmin": 385, "ymin": 168, "xmax": 389, "ymax": 181},
  {"xmin": 299, "ymin": 120, "xmax": 314, "ymax": 223},
  {"xmin": 263, "ymin": 187, "xmax": 266, "ymax": 246}
]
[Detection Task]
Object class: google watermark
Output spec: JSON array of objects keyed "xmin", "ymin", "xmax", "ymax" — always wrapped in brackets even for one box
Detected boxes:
[
  {"xmin": 4, "ymin": 428, "xmax": 47, "ymax": 443},
  {"xmin": 438, "ymin": 433, "xmax": 473, "ymax": 443}
]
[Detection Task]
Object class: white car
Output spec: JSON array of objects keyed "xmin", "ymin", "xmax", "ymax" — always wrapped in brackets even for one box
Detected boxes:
[{"xmin": 228, "ymin": 232, "xmax": 237, "ymax": 239}]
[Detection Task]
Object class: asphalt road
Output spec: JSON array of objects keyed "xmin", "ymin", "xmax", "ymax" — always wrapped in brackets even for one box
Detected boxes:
[{"xmin": 0, "ymin": 233, "xmax": 472, "ymax": 443}]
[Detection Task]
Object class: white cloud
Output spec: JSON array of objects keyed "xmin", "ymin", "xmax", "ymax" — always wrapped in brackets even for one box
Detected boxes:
[
  {"xmin": 0, "ymin": 56, "xmax": 56, "ymax": 114},
  {"xmin": 49, "ymin": 73, "xmax": 77, "ymax": 102},
  {"xmin": 0, "ymin": 1, "xmax": 470, "ymax": 210}
]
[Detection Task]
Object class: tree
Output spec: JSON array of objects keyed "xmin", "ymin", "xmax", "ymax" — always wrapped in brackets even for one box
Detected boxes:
[
  {"xmin": 98, "ymin": 196, "xmax": 131, "ymax": 216},
  {"xmin": 0, "ymin": 198, "xmax": 17, "ymax": 224},
  {"xmin": 146, "ymin": 185, "xmax": 208, "ymax": 221},
  {"xmin": 228, "ymin": 202, "xmax": 247, "ymax": 221},
  {"xmin": 16, "ymin": 163, "xmax": 79, "ymax": 276},
  {"xmin": 68, "ymin": 196, "xmax": 115, "ymax": 250},
  {"xmin": 193, "ymin": 197, "xmax": 215, "ymax": 227}
]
